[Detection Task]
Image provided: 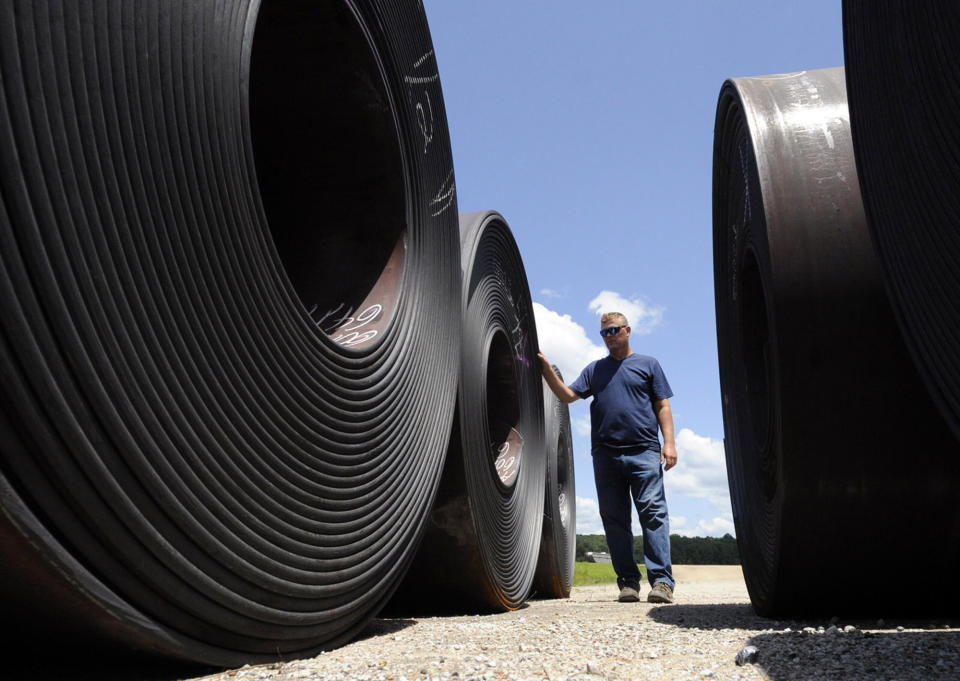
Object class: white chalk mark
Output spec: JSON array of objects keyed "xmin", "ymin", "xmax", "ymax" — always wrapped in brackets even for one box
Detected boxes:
[
  {"xmin": 821, "ymin": 122, "xmax": 835, "ymax": 149},
  {"xmin": 415, "ymin": 91, "xmax": 434, "ymax": 154},
  {"xmin": 430, "ymin": 169, "xmax": 456, "ymax": 216},
  {"xmin": 314, "ymin": 302, "xmax": 353, "ymax": 333},
  {"xmin": 413, "ymin": 49, "xmax": 434, "ymax": 69},
  {"xmin": 404, "ymin": 74, "xmax": 440, "ymax": 85}
]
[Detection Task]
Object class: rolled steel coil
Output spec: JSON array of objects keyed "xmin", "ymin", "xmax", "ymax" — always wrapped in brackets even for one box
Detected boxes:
[
  {"xmin": 713, "ymin": 67, "xmax": 960, "ymax": 617},
  {"xmin": 0, "ymin": 0, "xmax": 460, "ymax": 665},
  {"xmin": 843, "ymin": 2, "xmax": 960, "ymax": 442},
  {"xmin": 390, "ymin": 211, "xmax": 545, "ymax": 612},
  {"xmin": 532, "ymin": 366, "xmax": 575, "ymax": 599}
]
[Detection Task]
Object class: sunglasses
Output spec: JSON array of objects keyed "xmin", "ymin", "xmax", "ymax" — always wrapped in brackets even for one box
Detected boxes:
[{"xmin": 599, "ymin": 325, "xmax": 626, "ymax": 337}]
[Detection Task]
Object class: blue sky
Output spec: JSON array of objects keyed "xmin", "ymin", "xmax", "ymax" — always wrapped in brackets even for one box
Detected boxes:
[{"xmin": 422, "ymin": 1, "xmax": 844, "ymax": 537}]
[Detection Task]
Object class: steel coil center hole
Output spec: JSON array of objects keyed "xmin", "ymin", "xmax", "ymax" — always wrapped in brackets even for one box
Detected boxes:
[
  {"xmin": 250, "ymin": 1, "xmax": 406, "ymax": 350},
  {"xmin": 487, "ymin": 331, "xmax": 522, "ymax": 487},
  {"xmin": 738, "ymin": 248, "xmax": 777, "ymax": 500}
]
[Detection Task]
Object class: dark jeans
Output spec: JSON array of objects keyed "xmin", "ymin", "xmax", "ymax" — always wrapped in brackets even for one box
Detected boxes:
[{"xmin": 592, "ymin": 445, "xmax": 674, "ymax": 589}]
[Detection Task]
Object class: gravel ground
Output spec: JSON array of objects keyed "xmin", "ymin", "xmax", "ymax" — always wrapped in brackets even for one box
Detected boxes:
[
  {"xmin": 6, "ymin": 567, "xmax": 958, "ymax": 680},
  {"xmin": 184, "ymin": 566, "xmax": 959, "ymax": 681}
]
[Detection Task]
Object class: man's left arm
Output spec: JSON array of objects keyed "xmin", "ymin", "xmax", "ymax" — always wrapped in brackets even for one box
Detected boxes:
[{"xmin": 654, "ymin": 398, "xmax": 677, "ymax": 470}]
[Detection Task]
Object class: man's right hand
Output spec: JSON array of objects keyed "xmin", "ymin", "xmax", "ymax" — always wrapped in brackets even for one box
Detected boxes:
[
  {"xmin": 537, "ymin": 352, "xmax": 580, "ymax": 404},
  {"xmin": 537, "ymin": 351, "xmax": 551, "ymax": 377}
]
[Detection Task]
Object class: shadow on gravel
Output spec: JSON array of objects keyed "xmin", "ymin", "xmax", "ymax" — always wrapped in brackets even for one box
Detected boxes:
[
  {"xmin": 354, "ymin": 617, "xmax": 418, "ymax": 641},
  {"xmin": 0, "ymin": 617, "xmax": 421, "ymax": 681},
  {"xmin": 647, "ymin": 603, "xmax": 770, "ymax": 630},
  {"xmin": 647, "ymin": 605, "xmax": 960, "ymax": 680},
  {"xmin": 649, "ymin": 604, "xmax": 960, "ymax": 633},
  {"xmin": 0, "ymin": 641, "xmax": 214, "ymax": 681},
  {"xmin": 746, "ymin": 630, "xmax": 960, "ymax": 681}
]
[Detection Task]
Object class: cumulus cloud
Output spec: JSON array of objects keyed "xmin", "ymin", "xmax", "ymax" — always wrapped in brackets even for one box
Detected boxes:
[
  {"xmin": 575, "ymin": 496, "xmax": 605, "ymax": 534},
  {"xmin": 573, "ymin": 414, "xmax": 591, "ymax": 438},
  {"xmin": 664, "ymin": 428, "xmax": 731, "ymax": 512},
  {"xmin": 587, "ymin": 290, "xmax": 664, "ymax": 335},
  {"xmin": 671, "ymin": 516, "xmax": 736, "ymax": 538},
  {"xmin": 532, "ymin": 302, "xmax": 606, "ymax": 382}
]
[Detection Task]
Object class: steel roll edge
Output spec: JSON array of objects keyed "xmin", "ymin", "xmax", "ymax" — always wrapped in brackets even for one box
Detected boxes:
[
  {"xmin": 532, "ymin": 365, "xmax": 576, "ymax": 599},
  {"xmin": 843, "ymin": 2, "xmax": 960, "ymax": 443},
  {"xmin": 390, "ymin": 210, "xmax": 545, "ymax": 613},
  {"xmin": 0, "ymin": 0, "xmax": 460, "ymax": 665},
  {"xmin": 713, "ymin": 67, "xmax": 960, "ymax": 617}
]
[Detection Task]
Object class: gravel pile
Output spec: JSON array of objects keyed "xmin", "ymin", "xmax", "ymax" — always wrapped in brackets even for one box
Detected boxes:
[{"xmin": 187, "ymin": 569, "xmax": 959, "ymax": 681}]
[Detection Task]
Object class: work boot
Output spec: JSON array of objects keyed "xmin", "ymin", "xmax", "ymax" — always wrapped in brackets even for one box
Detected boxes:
[
  {"xmin": 617, "ymin": 584, "xmax": 640, "ymax": 602},
  {"xmin": 647, "ymin": 581, "xmax": 674, "ymax": 603}
]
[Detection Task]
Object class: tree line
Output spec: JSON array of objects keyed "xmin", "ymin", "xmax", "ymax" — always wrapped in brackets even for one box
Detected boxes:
[{"xmin": 576, "ymin": 533, "xmax": 740, "ymax": 565}]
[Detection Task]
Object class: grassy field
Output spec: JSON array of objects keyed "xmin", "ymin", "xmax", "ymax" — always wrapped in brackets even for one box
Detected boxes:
[{"xmin": 572, "ymin": 561, "xmax": 645, "ymax": 586}]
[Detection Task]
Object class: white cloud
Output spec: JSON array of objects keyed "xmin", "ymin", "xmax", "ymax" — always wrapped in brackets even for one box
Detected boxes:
[
  {"xmin": 664, "ymin": 428, "xmax": 731, "ymax": 513},
  {"xmin": 671, "ymin": 516, "xmax": 736, "ymax": 538},
  {"xmin": 539, "ymin": 288, "xmax": 563, "ymax": 299},
  {"xmin": 573, "ymin": 414, "xmax": 591, "ymax": 438},
  {"xmin": 587, "ymin": 290, "xmax": 664, "ymax": 335},
  {"xmin": 532, "ymin": 302, "xmax": 605, "ymax": 383},
  {"xmin": 575, "ymin": 496, "xmax": 605, "ymax": 534},
  {"xmin": 697, "ymin": 516, "xmax": 736, "ymax": 535}
]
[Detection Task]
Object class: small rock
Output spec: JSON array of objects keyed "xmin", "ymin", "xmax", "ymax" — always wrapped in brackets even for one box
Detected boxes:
[
  {"xmin": 586, "ymin": 662, "xmax": 602, "ymax": 675},
  {"xmin": 897, "ymin": 626, "xmax": 905, "ymax": 632},
  {"xmin": 825, "ymin": 625, "xmax": 838, "ymax": 635},
  {"xmin": 802, "ymin": 627, "xmax": 817, "ymax": 634},
  {"xmin": 735, "ymin": 646, "xmax": 760, "ymax": 666}
]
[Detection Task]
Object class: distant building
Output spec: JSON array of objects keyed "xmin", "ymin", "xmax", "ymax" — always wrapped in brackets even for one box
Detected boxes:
[{"xmin": 585, "ymin": 551, "xmax": 612, "ymax": 564}]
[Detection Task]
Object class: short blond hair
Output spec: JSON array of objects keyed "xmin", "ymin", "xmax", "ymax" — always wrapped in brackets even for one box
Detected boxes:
[{"xmin": 600, "ymin": 312, "xmax": 628, "ymax": 327}]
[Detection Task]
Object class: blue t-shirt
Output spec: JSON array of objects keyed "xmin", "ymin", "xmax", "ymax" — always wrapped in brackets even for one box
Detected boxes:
[{"xmin": 569, "ymin": 353, "xmax": 673, "ymax": 452}]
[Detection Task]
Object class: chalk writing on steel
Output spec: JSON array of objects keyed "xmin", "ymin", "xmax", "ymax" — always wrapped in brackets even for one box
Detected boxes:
[
  {"xmin": 310, "ymin": 302, "xmax": 353, "ymax": 334},
  {"xmin": 405, "ymin": 50, "xmax": 439, "ymax": 154},
  {"xmin": 729, "ymin": 139, "xmax": 753, "ymax": 303},
  {"xmin": 310, "ymin": 303, "xmax": 384, "ymax": 346},
  {"xmin": 430, "ymin": 169, "xmax": 456, "ymax": 217},
  {"xmin": 492, "ymin": 426, "xmax": 523, "ymax": 486}
]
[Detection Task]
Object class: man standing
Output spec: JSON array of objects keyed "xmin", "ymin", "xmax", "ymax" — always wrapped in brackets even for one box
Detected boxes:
[{"xmin": 538, "ymin": 312, "xmax": 677, "ymax": 603}]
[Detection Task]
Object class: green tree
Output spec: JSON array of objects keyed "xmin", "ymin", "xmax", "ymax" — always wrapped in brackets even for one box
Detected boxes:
[{"xmin": 575, "ymin": 534, "xmax": 609, "ymax": 560}]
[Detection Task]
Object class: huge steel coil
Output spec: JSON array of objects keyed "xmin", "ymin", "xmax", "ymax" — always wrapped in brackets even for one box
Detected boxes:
[
  {"xmin": 532, "ymin": 366, "xmax": 575, "ymax": 599},
  {"xmin": 390, "ymin": 211, "xmax": 545, "ymax": 613},
  {"xmin": 843, "ymin": 2, "xmax": 960, "ymax": 442},
  {"xmin": 0, "ymin": 0, "xmax": 460, "ymax": 665},
  {"xmin": 713, "ymin": 67, "xmax": 960, "ymax": 617}
]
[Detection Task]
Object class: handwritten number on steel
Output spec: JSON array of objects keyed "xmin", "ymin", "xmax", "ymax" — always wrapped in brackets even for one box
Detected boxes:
[{"xmin": 311, "ymin": 303, "xmax": 383, "ymax": 346}]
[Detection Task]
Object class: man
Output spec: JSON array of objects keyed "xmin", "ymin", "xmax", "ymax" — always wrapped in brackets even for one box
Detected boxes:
[{"xmin": 538, "ymin": 312, "xmax": 677, "ymax": 604}]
